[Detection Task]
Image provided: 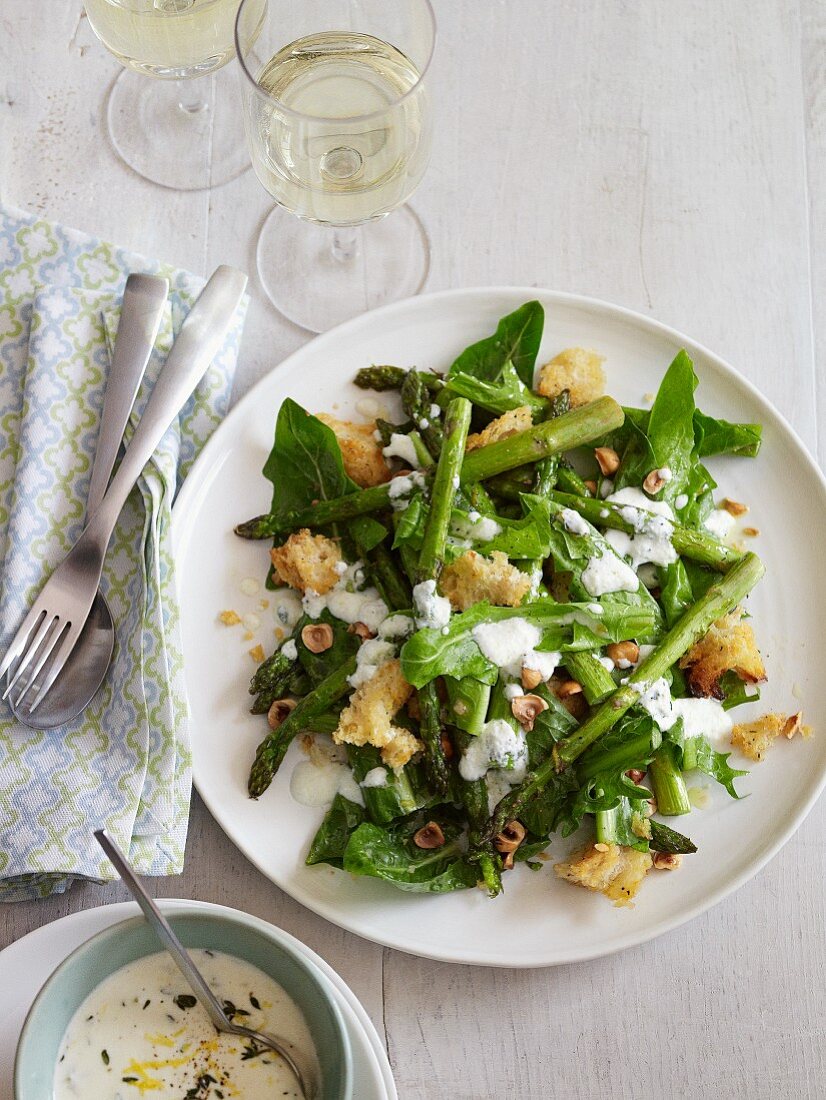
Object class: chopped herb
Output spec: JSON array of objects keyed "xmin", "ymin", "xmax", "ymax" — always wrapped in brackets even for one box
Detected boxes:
[
  {"xmin": 101, "ymin": 1049, "xmax": 110, "ymax": 1066},
  {"xmin": 122, "ymin": 1076, "xmax": 139, "ymax": 1083},
  {"xmin": 173, "ymin": 993, "xmax": 198, "ymax": 1010},
  {"xmin": 249, "ymin": 993, "xmax": 261, "ymax": 1010},
  {"xmin": 241, "ymin": 1041, "xmax": 266, "ymax": 1060},
  {"xmin": 142, "ymin": 999, "xmax": 151, "ymax": 1010}
]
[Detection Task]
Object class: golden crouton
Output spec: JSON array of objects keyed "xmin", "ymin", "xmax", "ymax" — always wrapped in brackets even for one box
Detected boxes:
[
  {"xmin": 270, "ymin": 529, "xmax": 341, "ymax": 595},
  {"xmin": 333, "ymin": 659, "xmax": 420, "ymax": 768},
  {"xmin": 466, "ymin": 406, "xmax": 533, "ymax": 452},
  {"xmin": 317, "ymin": 413, "xmax": 391, "ymax": 487},
  {"xmin": 219, "ymin": 610, "xmax": 242, "ymax": 626},
  {"xmin": 439, "ymin": 550, "xmax": 531, "ymax": 611},
  {"xmin": 381, "ymin": 727, "xmax": 424, "ymax": 770},
  {"xmin": 679, "ymin": 609, "xmax": 766, "ymax": 699},
  {"xmin": 731, "ymin": 711, "xmax": 811, "ymax": 762},
  {"xmin": 536, "ymin": 347, "xmax": 606, "ymax": 407},
  {"xmin": 555, "ymin": 842, "xmax": 652, "ymax": 907}
]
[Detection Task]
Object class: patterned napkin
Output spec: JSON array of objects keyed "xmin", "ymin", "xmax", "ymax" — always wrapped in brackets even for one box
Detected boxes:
[{"xmin": 0, "ymin": 204, "xmax": 247, "ymax": 901}]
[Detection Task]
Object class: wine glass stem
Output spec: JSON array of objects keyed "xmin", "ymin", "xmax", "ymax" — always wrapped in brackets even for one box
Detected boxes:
[
  {"xmin": 176, "ymin": 78, "xmax": 208, "ymax": 115},
  {"xmin": 331, "ymin": 227, "xmax": 359, "ymax": 264}
]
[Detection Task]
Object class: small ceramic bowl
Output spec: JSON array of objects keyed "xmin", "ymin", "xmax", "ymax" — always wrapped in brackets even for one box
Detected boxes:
[{"xmin": 15, "ymin": 905, "xmax": 352, "ymax": 1100}]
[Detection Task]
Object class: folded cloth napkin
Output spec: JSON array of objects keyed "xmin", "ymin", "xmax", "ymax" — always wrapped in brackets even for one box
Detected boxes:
[{"xmin": 0, "ymin": 204, "xmax": 248, "ymax": 901}]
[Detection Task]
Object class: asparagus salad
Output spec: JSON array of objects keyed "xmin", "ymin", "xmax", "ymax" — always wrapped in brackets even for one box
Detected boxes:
[{"xmin": 231, "ymin": 301, "xmax": 810, "ymax": 906}]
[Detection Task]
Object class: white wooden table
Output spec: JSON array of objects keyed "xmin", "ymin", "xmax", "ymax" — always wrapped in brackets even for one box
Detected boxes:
[{"xmin": 2, "ymin": 3, "xmax": 825, "ymax": 1097}]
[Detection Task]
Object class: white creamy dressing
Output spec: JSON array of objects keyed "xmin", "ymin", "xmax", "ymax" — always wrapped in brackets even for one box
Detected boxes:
[
  {"xmin": 560, "ymin": 508, "xmax": 591, "ymax": 536},
  {"xmin": 281, "ymin": 638, "xmax": 298, "ymax": 661},
  {"xmin": 387, "ymin": 470, "xmax": 427, "ymax": 510},
  {"xmin": 603, "ymin": 487, "xmax": 677, "ymax": 569},
  {"xmin": 361, "ymin": 766, "xmax": 389, "ymax": 788},
  {"xmin": 599, "ymin": 479, "xmax": 614, "ymax": 499},
  {"xmin": 675, "ymin": 492, "xmax": 689, "ymax": 510},
  {"xmin": 382, "ymin": 432, "xmax": 420, "ymax": 468},
  {"xmin": 290, "ymin": 758, "xmax": 364, "ymax": 806},
  {"xmin": 704, "ymin": 507, "xmax": 736, "ymax": 541},
  {"xmin": 54, "ymin": 950, "xmax": 318, "ymax": 1100},
  {"xmin": 302, "ymin": 562, "xmax": 390, "ymax": 635},
  {"xmin": 634, "ymin": 677, "xmax": 733, "ymax": 748},
  {"xmin": 412, "ymin": 579, "xmax": 452, "ymax": 630},
  {"xmin": 459, "ymin": 718, "xmax": 528, "ymax": 782},
  {"xmin": 273, "ymin": 589, "xmax": 304, "ymax": 639},
  {"xmin": 451, "ymin": 513, "xmax": 503, "ymax": 542},
  {"xmin": 348, "ymin": 638, "xmax": 397, "ymax": 688},
  {"xmin": 581, "ymin": 549, "xmax": 640, "ymax": 597},
  {"xmin": 471, "ymin": 617, "xmax": 561, "ymax": 681}
]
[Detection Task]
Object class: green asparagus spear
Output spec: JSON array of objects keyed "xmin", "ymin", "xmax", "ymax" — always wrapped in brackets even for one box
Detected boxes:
[
  {"xmin": 237, "ymin": 399, "xmax": 624, "ymax": 539},
  {"xmin": 249, "ymin": 655, "xmax": 358, "ymax": 798},
  {"xmin": 417, "ymin": 397, "xmax": 472, "ymax": 581},
  {"xmin": 648, "ymin": 743, "xmax": 691, "ymax": 815},
  {"xmin": 248, "ymin": 649, "xmax": 297, "ymax": 714},
  {"xmin": 402, "ymin": 370, "xmax": 445, "ymax": 458},
  {"xmin": 548, "ymin": 491, "xmax": 742, "ymax": 572},
  {"xmin": 482, "ymin": 552, "xmax": 765, "ymax": 839},
  {"xmin": 648, "ymin": 819, "xmax": 698, "ymax": 854},
  {"xmin": 555, "ymin": 462, "xmax": 594, "ymax": 497},
  {"xmin": 563, "ymin": 651, "xmax": 616, "ymax": 705},
  {"xmin": 414, "ymin": 398, "xmax": 473, "ymax": 792},
  {"xmin": 460, "ymin": 397, "xmax": 624, "ymax": 484},
  {"xmin": 355, "ymin": 365, "xmax": 443, "ymax": 393},
  {"xmin": 453, "ymin": 730, "xmax": 503, "ymax": 898}
]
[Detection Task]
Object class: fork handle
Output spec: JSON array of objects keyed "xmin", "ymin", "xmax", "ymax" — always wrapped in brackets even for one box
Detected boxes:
[
  {"xmin": 87, "ymin": 266, "xmax": 247, "ymax": 549},
  {"xmin": 86, "ymin": 274, "xmax": 169, "ymax": 519}
]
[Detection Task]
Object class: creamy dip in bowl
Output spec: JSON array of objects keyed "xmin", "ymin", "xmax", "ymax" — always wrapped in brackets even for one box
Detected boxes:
[{"xmin": 15, "ymin": 906, "xmax": 352, "ymax": 1100}]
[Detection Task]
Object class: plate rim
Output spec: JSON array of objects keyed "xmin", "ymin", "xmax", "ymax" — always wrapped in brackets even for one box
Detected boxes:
[{"xmin": 172, "ymin": 284, "xmax": 826, "ymax": 967}]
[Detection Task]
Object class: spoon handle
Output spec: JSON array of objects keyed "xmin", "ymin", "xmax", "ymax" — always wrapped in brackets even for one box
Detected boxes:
[
  {"xmin": 93, "ymin": 829, "xmax": 231, "ymax": 1033},
  {"xmin": 86, "ymin": 274, "xmax": 169, "ymax": 519},
  {"xmin": 90, "ymin": 266, "xmax": 247, "ymax": 547}
]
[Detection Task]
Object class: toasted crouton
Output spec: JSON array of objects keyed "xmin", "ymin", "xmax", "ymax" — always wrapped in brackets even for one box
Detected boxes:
[
  {"xmin": 333, "ymin": 659, "xmax": 420, "ymax": 768},
  {"xmin": 317, "ymin": 413, "xmax": 391, "ymax": 487},
  {"xmin": 536, "ymin": 347, "xmax": 606, "ymax": 407},
  {"xmin": 679, "ymin": 609, "xmax": 766, "ymax": 698},
  {"xmin": 555, "ymin": 842, "xmax": 652, "ymax": 907},
  {"xmin": 466, "ymin": 406, "xmax": 533, "ymax": 452},
  {"xmin": 270, "ymin": 529, "xmax": 341, "ymax": 595},
  {"xmin": 731, "ymin": 711, "xmax": 811, "ymax": 762},
  {"xmin": 439, "ymin": 550, "xmax": 532, "ymax": 611}
]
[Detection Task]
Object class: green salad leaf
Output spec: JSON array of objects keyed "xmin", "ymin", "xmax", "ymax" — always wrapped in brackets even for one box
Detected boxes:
[{"xmin": 448, "ymin": 301, "xmax": 544, "ymax": 387}]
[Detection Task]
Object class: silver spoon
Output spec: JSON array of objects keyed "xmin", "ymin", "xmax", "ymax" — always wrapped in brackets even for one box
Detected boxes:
[
  {"xmin": 94, "ymin": 829, "xmax": 316, "ymax": 1099},
  {"xmin": 9, "ymin": 273, "xmax": 169, "ymax": 729}
]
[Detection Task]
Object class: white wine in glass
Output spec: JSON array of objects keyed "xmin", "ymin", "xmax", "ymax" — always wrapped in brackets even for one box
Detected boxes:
[
  {"xmin": 236, "ymin": 0, "xmax": 436, "ymax": 332},
  {"xmin": 86, "ymin": 0, "xmax": 266, "ymax": 191}
]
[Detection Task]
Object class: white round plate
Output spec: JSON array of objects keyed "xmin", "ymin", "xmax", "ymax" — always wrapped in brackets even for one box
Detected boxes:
[
  {"xmin": 172, "ymin": 287, "xmax": 826, "ymax": 967},
  {"xmin": 0, "ymin": 899, "xmax": 396, "ymax": 1100}
]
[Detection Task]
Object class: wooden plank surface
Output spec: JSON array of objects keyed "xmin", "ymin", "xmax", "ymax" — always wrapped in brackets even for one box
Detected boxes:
[{"xmin": 1, "ymin": 2, "xmax": 825, "ymax": 1097}]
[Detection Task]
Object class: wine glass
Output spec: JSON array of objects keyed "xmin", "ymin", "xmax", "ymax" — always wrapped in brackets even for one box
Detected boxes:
[
  {"xmin": 85, "ymin": 0, "xmax": 267, "ymax": 191},
  {"xmin": 235, "ymin": 0, "xmax": 436, "ymax": 332}
]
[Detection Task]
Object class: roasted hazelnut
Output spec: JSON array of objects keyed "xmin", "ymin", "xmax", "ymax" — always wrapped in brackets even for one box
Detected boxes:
[
  {"xmin": 643, "ymin": 468, "xmax": 668, "ymax": 495},
  {"xmin": 414, "ymin": 822, "xmax": 445, "ymax": 849},
  {"xmin": 594, "ymin": 446, "xmax": 620, "ymax": 476},
  {"xmin": 521, "ymin": 666, "xmax": 544, "ymax": 691},
  {"xmin": 652, "ymin": 852, "xmax": 683, "ymax": 870},
  {"xmin": 510, "ymin": 693, "xmax": 548, "ymax": 732},
  {"xmin": 502, "ymin": 851, "xmax": 515, "ymax": 871},
  {"xmin": 583, "ymin": 479, "xmax": 598, "ymax": 496},
  {"xmin": 722, "ymin": 498, "xmax": 748, "ymax": 516},
  {"xmin": 494, "ymin": 819, "xmax": 527, "ymax": 854},
  {"xmin": 267, "ymin": 698, "xmax": 297, "ymax": 730},
  {"xmin": 626, "ymin": 768, "xmax": 646, "ymax": 784},
  {"xmin": 347, "ymin": 621, "xmax": 375, "ymax": 641},
  {"xmin": 606, "ymin": 640, "xmax": 640, "ymax": 667},
  {"xmin": 555, "ymin": 680, "xmax": 583, "ymax": 699},
  {"xmin": 301, "ymin": 623, "xmax": 334, "ymax": 653}
]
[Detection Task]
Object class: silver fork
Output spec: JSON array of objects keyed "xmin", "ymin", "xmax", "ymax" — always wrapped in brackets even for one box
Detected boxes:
[{"xmin": 0, "ymin": 265, "xmax": 247, "ymax": 712}]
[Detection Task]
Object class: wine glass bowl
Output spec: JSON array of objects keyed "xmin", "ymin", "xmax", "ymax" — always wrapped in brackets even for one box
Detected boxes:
[
  {"xmin": 85, "ymin": 0, "xmax": 267, "ymax": 190},
  {"xmin": 235, "ymin": 0, "xmax": 436, "ymax": 331}
]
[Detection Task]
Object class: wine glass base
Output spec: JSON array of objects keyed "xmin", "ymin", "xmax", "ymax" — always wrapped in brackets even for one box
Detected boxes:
[
  {"xmin": 106, "ymin": 67, "xmax": 250, "ymax": 191},
  {"xmin": 256, "ymin": 204, "xmax": 431, "ymax": 333}
]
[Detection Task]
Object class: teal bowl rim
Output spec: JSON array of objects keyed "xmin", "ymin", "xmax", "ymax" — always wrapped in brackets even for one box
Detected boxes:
[{"xmin": 14, "ymin": 902, "xmax": 353, "ymax": 1099}]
